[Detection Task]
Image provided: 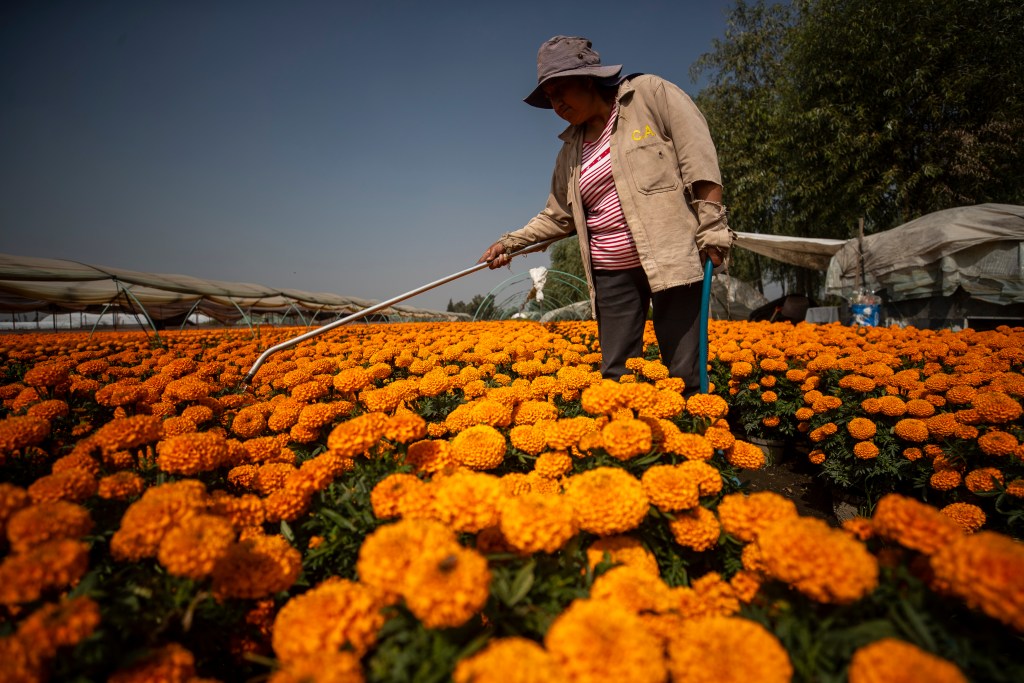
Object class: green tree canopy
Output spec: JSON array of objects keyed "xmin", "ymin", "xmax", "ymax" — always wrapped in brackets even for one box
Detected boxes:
[{"xmin": 694, "ymin": 0, "xmax": 1024, "ymax": 295}]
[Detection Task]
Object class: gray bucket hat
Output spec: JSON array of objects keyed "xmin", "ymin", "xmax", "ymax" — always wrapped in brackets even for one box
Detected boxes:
[{"xmin": 524, "ymin": 36, "xmax": 622, "ymax": 109}]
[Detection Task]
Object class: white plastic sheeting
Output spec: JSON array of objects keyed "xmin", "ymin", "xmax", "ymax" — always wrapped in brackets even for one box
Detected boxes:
[{"xmin": 0, "ymin": 253, "xmax": 455, "ymax": 323}]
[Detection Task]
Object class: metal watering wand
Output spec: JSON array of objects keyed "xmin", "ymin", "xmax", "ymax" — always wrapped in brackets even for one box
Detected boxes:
[{"xmin": 239, "ymin": 236, "xmax": 567, "ymax": 391}]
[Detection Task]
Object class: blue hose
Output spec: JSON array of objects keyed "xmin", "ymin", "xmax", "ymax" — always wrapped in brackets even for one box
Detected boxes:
[{"xmin": 698, "ymin": 258, "xmax": 713, "ymax": 394}]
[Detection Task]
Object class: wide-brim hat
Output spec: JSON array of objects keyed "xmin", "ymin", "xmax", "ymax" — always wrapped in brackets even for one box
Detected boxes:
[{"xmin": 524, "ymin": 35, "xmax": 622, "ymax": 109}]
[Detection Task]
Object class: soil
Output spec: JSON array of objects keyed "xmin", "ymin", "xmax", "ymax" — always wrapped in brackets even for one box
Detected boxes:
[{"xmin": 738, "ymin": 446, "xmax": 843, "ymax": 525}]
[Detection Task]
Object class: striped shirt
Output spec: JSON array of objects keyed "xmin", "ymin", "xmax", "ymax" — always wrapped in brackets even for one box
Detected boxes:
[{"xmin": 580, "ymin": 104, "xmax": 641, "ymax": 270}]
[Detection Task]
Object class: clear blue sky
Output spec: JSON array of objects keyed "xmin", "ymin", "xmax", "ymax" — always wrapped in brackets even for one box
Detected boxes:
[{"xmin": 1, "ymin": 0, "xmax": 736, "ymax": 312}]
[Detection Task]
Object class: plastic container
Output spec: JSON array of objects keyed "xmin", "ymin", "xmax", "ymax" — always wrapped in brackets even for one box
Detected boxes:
[{"xmin": 850, "ymin": 303, "xmax": 880, "ymax": 326}]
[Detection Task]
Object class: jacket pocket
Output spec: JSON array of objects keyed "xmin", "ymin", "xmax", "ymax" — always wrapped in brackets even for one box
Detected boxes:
[{"xmin": 624, "ymin": 141, "xmax": 680, "ymax": 194}]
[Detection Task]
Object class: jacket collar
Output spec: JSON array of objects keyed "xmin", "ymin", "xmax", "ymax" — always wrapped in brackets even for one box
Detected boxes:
[{"xmin": 556, "ymin": 74, "xmax": 638, "ymax": 143}]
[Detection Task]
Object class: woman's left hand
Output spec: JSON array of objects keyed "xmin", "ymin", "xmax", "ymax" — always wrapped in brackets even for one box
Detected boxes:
[{"xmin": 704, "ymin": 246, "xmax": 725, "ymax": 267}]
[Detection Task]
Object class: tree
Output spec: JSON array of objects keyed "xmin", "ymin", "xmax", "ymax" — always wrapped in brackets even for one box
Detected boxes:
[
  {"xmin": 694, "ymin": 0, "xmax": 1024, "ymax": 296},
  {"xmin": 543, "ymin": 236, "xmax": 589, "ymax": 306}
]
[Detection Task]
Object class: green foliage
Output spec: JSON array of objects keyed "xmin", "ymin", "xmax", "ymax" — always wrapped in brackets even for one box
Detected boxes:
[{"xmin": 694, "ymin": 0, "xmax": 1024, "ymax": 295}]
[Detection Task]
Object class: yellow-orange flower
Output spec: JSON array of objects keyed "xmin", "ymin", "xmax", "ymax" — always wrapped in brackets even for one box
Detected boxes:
[
  {"xmin": 211, "ymin": 534, "xmax": 302, "ymax": 600},
  {"xmin": 940, "ymin": 502, "xmax": 986, "ymax": 533},
  {"xmin": 666, "ymin": 616, "xmax": 792, "ymax": 683},
  {"xmin": 404, "ymin": 545, "xmax": 491, "ymax": 629},
  {"xmin": 451, "ymin": 424, "xmax": 507, "ymax": 470},
  {"xmin": 586, "ymin": 535, "xmax": 660, "ymax": 575},
  {"xmin": 565, "ymin": 467, "xmax": 649, "ymax": 536},
  {"xmin": 453, "ymin": 637, "xmax": 561, "ymax": 683},
  {"xmin": 871, "ymin": 494, "xmax": 961, "ymax": 556},
  {"xmin": 717, "ymin": 492, "xmax": 798, "ymax": 543},
  {"xmin": 929, "ymin": 531, "xmax": 1024, "ymax": 631},
  {"xmin": 327, "ymin": 412, "xmax": 388, "ymax": 457},
  {"xmin": 432, "ymin": 470, "xmax": 502, "ymax": 533},
  {"xmin": 498, "ymin": 492, "xmax": 577, "ymax": 554},
  {"xmin": 668, "ymin": 506, "xmax": 721, "ymax": 552},
  {"xmin": 601, "ymin": 418, "xmax": 652, "ymax": 460},
  {"xmin": 849, "ymin": 638, "xmax": 966, "ymax": 683},
  {"xmin": 157, "ymin": 513, "xmax": 236, "ymax": 580}
]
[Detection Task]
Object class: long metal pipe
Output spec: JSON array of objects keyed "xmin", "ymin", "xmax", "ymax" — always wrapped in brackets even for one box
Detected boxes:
[{"xmin": 239, "ymin": 236, "xmax": 567, "ymax": 389}]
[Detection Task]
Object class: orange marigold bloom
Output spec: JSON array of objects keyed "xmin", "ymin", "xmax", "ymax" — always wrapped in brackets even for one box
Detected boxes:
[
  {"xmin": 453, "ymin": 637, "xmax": 561, "ymax": 683},
  {"xmin": 23, "ymin": 361, "xmax": 71, "ymax": 389},
  {"xmin": 327, "ymin": 412, "xmax": 388, "ymax": 457},
  {"xmin": 15, "ymin": 595, "xmax": 101, "ymax": 661},
  {"xmin": 664, "ymin": 432, "xmax": 715, "ymax": 461},
  {"xmin": 0, "ymin": 415, "xmax": 51, "ymax": 454},
  {"xmin": 730, "ymin": 361, "xmax": 754, "ymax": 379},
  {"xmin": 848, "ymin": 638, "xmax": 966, "ymax": 683},
  {"xmin": 809, "ymin": 422, "xmax": 838, "ymax": 443},
  {"xmin": 433, "ymin": 470, "xmax": 502, "ymax": 533},
  {"xmin": 940, "ymin": 502, "xmax": 986, "ymax": 533},
  {"xmin": 26, "ymin": 399, "xmax": 69, "ymax": 421},
  {"xmin": 686, "ymin": 393, "xmax": 729, "ymax": 420},
  {"xmin": 451, "ymin": 424, "xmax": 507, "ymax": 470},
  {"xmin": 157, "ymin": 513, "xmax": 236, "ymax": 580},
  {"xmin": 6, "ymin": 500, "xmax": 93, "ymax": 553},
  {"xmin": 209, "ymin": 491, "xmax": 266, "ymax": 528},
  {"xmin": 930, "ymin": 531, "xmax": 1024, "ymax": 631},
  {"xmin": 586, "ymin": 534, "xmax": 660, "ymax": 575},
  {"xmin": 404, "ymin": 545, "xmax": 492, "ymax": 628},
  {"xmin": 929, "ymin": 469, "xmax": 961, "ymax": 491},
  {"xmin": 0, "ymin": 482, "xmax": 30, "ymax": 536},
  {"xmin": 545, "ymin": 598, "xmax": 667, "ymax": 683},
  {"xmin": 978, "ymin": 430, "xmax": 1019, "ymax": 457},
  {"xmin": 268, "ymin": 651, "xmax": 364, "ymax": 683},
  {"xmin": 665, "ymin": 616, "xmax": 791, "ymax": 683},
  {"xmin": 601, "ymin": 418, "xmax": 652, "ymax": 460},
  {"xmin": 839, "ymin": 374, "xmax": 877, "ymax": 392},
  {"xmin": 847, "ymin": 417, "xmax": 877, "ymax": 440},
  {"xmin": 642, "ymin": 465, "xmax": 701, "ymax": 512},
  {"xmin": 590, "ymin": 564, "xmax": 676, "ymax": 616},
  {"xmin": 725, "ymin": 440, "xmax": 766, "ymax": 469},
  {"xmin": 703, "ymin": 425, "xmax": 735, "ymax": 450},
  {"xmin": 357, "ymin": 518, "xmax": 459, "ymax": 597},
  {"xmin": 972, "ymin": 391, "xmax": 1022, "ymax": 424},
  {"xmin": 876, "ymin": 395, "xmax": 907, "ymax": 417},
  {"xmin": 163, "ymin": 375, "xmax": 214, "ymax": 402},
  {"xmin": 565, "ymin": 467, "xmax": 649, "ymax": 536},
  {"xmin": 905, "ymin": 398, "xmax": 936, "ymax": 418},
  {"xmin": 546, "ymin": 416, "xmax": 598, "ymax": 450},
  {"xmin": 717, "ymin": 492, "xmax": 798, "ymax": 543},
  {"xmin": 333, "ymin": 366, "xmax": 371, "ymax": 393},
  {"xmin": 27, "ymin": 467, "xmax": 97, "ymax": 504},
  {"xmin": 668, "ymin": 506, "xmax": 721, "ymax": 552},
  {"xmin": 964, "ymin": 467, "xmax": 1004, "ymax": 493},
  {"xmin": 211, "ymin": 534, "xmax": 302, "ymax": 600},
  {"xmin": 0, "ymin": 538, "xmax": 90, "ymax": 605},
  {"xmin": 272, "ymin": 578, "xmax": 389, "ymax": 663},
  {"xmin": 498, "ymin": 491, "xmax": 577, "ymax": 554},
  {"xmin": 871, "ymin": 494, "xmax": 961, "ymax": 556},
  {"xmin": 404, "ymin": 439, "xmax": 455, "ymax": 474},
  {"xmin": 923, "ymin": 413, "xmax": 958, "ymax": 439},
  {"xmin": 893, "ymin": 418, "xmax": 929, "ymax": 442},
  {"xmin": 756, "ymin": 516, "xmax": 878, "ymax": 604},
  {"xmin": 850, "ymin": 440, "xmax": 877, "ymax": 460},
  {"xmin": 155, "ymin": 431, "xmax": 228, "ymax": 476},
  {"xmin": 108, "ymin": 643, "xmax": 196, "ymax": 683},
  {"xmin": 534, "ymin": 450, "xmax": 573, "ymax": 478},
  {"xmin": 370, "ymin": 473, "xmax": 426, "ymax": 520}
]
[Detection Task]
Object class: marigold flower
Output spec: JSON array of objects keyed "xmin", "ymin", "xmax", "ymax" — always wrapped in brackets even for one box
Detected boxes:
[
  {"xmin": 972, "ymin": 391, "xmax": 1022, "ymax": 424},
  {"xmin": 404, "ymin": 545, "xmax": 491, "ymax": 629},
  {"xmin": 163, "ymin": 375, "xmax": 214, "ymax": 402},
  {"xmin": 664, "ymin": 432, "xmax": 715, "ymax": 461},
  {"xmin": 668, "ymin": 506, "xmax": 721, "ymax": 552},
  {"xmin": 370, "ymin": 473, "xmax": 426, "ymax": 520},
  {"xmin": 964, "ymin": 467, "xmax": 1004, "ymax": 493},
  {"xmin": 15, "ymin": 595, "xmax": 101, "ymax": 660},
  {"xmin": 156, "ymin": 431, "xmax": 228, "ymax": 476},
  {"xmin": 929, "ymin": 469, "xmax": 961, "ymax": 491},
  {"xmin": 272, "ymin": 578, "xmax": 389, "ymax": 663},
  {"xmin": 848, "ymin": 638, "xmax": 966, "ymax": 683},
  {"xmin": 268, "ymin": 651, "xmax": 364, "ymax": 683},
  {"xmin": 871, "ymin": 494, "xmax": 961, "ymax": 556},
  {"xmin": 686, "ymin": 393, "xmax": 729, "ymax": 420},
  {"xmin": 357, "ymin": 518, "xmax": 459, "ymax": 597},
  {"xmin": 451, "ymin": 424, "xmax": 507, "ymax": 470},
  {"xmin": 893, "ymin": 418, "xmax": 929, "ymax": 442},
  {"xmin": 0, "ymin": 415, "xmax": 51, "ymax": 454},
  {"xmin": 498, "ymin": 491, "xmax": 577, "ymax": 554},
  {"xmin": 209, "ymin": 490, "xmax": 266, "ymax": 528},
  {"xmin": 27, "ymin": 467, "xmax": 97, "ymax": 504},
  {"xmin": 0, "ymin": 538, "xmax": 90, "ymax": 605},
  {"xmin": 586, "ymin": 535, "xmax": 660, "ymax": 575},
  {"xmin": 846, "ymin": 417, "xmax": 877, "ymax": 440},
  {"xmin": 453, "ymin": 637, "xmax": 561, "ymax": 683},
  {"xmin": 6, "ymin": 500, "xmax": 93, "ymax": 553},
  {"xmin": 211, "ymin": 534, "xmax": 302, "ymax": 600},
  {"xmin": 978, "ymin": 430, "xmax": 1018, "ymax": 457},
  {"xmin": 158, "ymin": 513, "xmax": 236, "ymax": 580},
  {"xmin": 853, "ymin": 441, "xmax": 880, "ymax": 460},
  {"xmin": 110, "ymin": 480, "xmax": 209, "ymax": 561},
  {"xmin": 717, "ymin": 492, "xmax": 798, "ymax": 543},
  {"xmin": 546, "ymin": 416, "xmax": 598, "ymax": 450},
  {"xmin": 404, "ymin": 438, "xmax": 455, "ymax": 474},
  {"xmin": 756, "ymin": 516, "xmax": 878, "ymax": 603},
  {"xmin": 642, "ymin": 465, "xmax": 700, "ymax": 512},
  {"xmin": 939, "ymin": 502, "xmax": 985, "ymax": 533},
  {"xmin": 666, "ymin": 616, "xmax": 792, "ymax": 683},
  {"xmin": 433, "ymin": 470, "xmax": 502, "ymax": 533},
  {"xmin": 930, "ymin": 531, "xmax": 1024, "ymax": 631},
  {"xmin": 108, "ymin": 642, "xmax": 196, "ymax": 683},
  {"xmin": 333, "ymin": 366, "xmax": 371, "ymax": 393},
  {"xmin": 327, "ymin": 412, "xmax": 388, "ymax": 457},
  {"xmin": 702, "ymin": 425, "xmax": 735, "ymax": 451},
  {"xmin": 590, "ymin": 564, "xmax": 676, "ymax": 616},
  {"xmin": 725, "ymin": 440, "xmax": 766, "ymax": 469},
  {"xmin": 565, "ymin": 467, "xmax": 649, "ymax": 536},
  {"xmin": 601, "ymin": 418, "xmax": 652, "ymax": 460},
  {"xmin": 534, "ymin": 450, "xmax": 573, "ymax": 478},
  {"xmin": 545, "ymin": 598, "xmax": 667, "ymax": 683}
]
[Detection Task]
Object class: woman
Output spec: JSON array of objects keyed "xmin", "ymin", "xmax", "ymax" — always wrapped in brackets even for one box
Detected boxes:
[{"xmin": 480, "ymin": 35, "xmax": 733, "ymax": 396}]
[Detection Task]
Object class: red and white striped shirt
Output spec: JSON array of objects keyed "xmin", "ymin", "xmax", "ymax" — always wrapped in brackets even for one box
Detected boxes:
[{"xmin": 580, "ymin": 104, "xmax": 641, "ymax": 270}]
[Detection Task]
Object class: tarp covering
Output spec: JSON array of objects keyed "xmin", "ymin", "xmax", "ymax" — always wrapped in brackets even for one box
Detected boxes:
[
  {"xmin": 733, "ymin": 232, "xmax": 846, "ymax": 271},
  {"xmin": 825, "ymin": 204, "xmax": 1024, "ymax": 304},
  {"xmin": 0, "ymin": 253, "xmax": 457, "ymax": 324}
]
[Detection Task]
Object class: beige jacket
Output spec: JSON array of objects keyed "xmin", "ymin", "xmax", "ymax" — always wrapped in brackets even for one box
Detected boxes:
[{"xmin": 499, "ymin": 74, "xmax": 734, "ymax": 308}]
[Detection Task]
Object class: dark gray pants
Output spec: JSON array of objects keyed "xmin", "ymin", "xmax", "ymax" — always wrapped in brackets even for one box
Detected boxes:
[{"xmin": 593, "ymin": 267, "xmax": 703, "ymax": 396}]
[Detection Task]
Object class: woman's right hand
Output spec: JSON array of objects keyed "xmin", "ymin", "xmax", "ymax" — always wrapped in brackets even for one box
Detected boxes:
[{"xmin": 479, "ymin": 241, "xmax": 511, "ymax": 269}]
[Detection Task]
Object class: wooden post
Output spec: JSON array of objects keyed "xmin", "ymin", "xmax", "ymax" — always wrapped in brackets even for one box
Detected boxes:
[{"xmin": 857, "ymin": 217, "xmax": 865, "ymax": 292}]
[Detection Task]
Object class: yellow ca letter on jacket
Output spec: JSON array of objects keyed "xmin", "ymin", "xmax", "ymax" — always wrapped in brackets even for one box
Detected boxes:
[{"xmin": 631, "ymin": 125, "xmax": 656, "ymax": 141}]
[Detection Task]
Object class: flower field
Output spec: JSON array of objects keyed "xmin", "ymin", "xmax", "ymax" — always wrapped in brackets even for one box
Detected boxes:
[{"xmin": 1, "ymin": 319, "xmax": 1022, "ymax": 682}]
